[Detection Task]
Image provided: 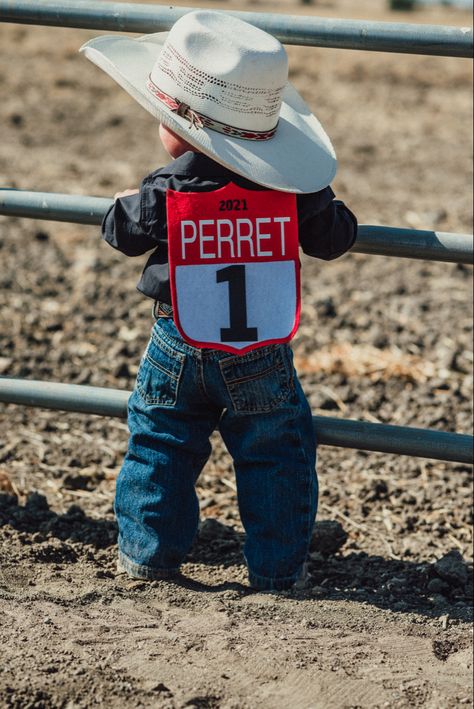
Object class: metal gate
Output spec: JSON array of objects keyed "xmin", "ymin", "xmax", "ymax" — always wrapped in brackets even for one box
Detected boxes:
[{"xmin": 0, "ymin": 1, "xmax": 473, "ymax": 464}]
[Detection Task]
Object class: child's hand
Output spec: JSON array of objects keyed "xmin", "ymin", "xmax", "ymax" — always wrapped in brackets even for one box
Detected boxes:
[{"xmin": 114, "ymin": 188, "xmax": 139, "ymax": 201}]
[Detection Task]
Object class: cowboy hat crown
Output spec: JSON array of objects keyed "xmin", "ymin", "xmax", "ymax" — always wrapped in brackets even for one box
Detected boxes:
[
  {"xmin": 149, "ymin": 11, "xmax": 288, "ymax": 136},
  {"xmin": 81, "ymin": 10, "xmax": 337, "ymax": 193}
]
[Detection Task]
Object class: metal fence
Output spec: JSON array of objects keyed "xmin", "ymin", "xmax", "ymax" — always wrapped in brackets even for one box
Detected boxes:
[
  {"xmin": 0, "ymin": 378, "xmax": 472, "ymax": 463},
  {"xmin": 0, "ymin": 3, "xmax": 473, "ymax": 464},
  {"xmin": 1, "ymin": 190, "xmax": 473, "ymax": 264},
  {"xmin": 0, "ymin": 0, "xmax": 472, "ymax": 56}
]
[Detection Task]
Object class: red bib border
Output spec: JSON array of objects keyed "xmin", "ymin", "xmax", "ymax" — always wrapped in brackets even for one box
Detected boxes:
[{"xmin": 167, "ymin": 182, "xmax": 301, "ymax": 354}]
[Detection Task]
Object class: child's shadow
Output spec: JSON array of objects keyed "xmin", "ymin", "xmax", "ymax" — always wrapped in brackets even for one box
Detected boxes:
[
  {"xmin": 186, "ymin": 518, "xmax": 473, "ymax": 622},
  {"xmin": 188, "ymin": 517, "xmax": 246, "ymax": 567},
  {"xmin": 1, "ymin": 494, "xmax": 471, "ymax": 623}
]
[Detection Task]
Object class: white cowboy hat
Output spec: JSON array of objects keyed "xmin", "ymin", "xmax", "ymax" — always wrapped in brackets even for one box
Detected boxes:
[{"xmin": 80, "ymin": 10, "xmax": 337, "ymax": 193}]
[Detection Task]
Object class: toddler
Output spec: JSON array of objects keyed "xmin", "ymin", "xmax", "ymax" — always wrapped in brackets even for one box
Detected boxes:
[{"xmin": 82, "ymin": 10, "xmax": 357, "ymax": 590}]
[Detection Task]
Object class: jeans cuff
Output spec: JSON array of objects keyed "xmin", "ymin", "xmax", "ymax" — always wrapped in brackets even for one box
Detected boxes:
[
  {"xmin": 118, "ymin": 550, "xmax": 179, "ymax": 580},
  {"xmin": 247, "ymin": 565, "xmax": 306, "ymax": 591}
]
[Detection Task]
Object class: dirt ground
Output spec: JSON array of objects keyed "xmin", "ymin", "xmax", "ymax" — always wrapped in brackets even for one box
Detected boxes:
[{"xmin": 0, "ymin": 0, "xmax": 473, "ymax": 707}]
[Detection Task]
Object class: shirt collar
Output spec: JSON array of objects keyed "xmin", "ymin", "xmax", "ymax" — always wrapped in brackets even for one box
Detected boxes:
[{"xmin": 161, "ymin": 152, "xmax": 236, "ymax": 178}]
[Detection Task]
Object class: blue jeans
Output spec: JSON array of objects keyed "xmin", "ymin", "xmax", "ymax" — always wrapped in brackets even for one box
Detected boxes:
[{"xmin": 115, "ymin": 318, "xmax": 317, "ymax": 591}]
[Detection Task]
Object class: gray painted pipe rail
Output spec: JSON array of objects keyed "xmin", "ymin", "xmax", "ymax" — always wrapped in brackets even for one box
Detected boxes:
[
  {"xmin": 1, "ymin": 189, "xmax": 472, "ymax": 264},
  {"xmin": 0, "ymin": 0, "xmax": 472, "ymax": 57},
  {"xmin": 0, "ymin": 378, "xmax": 472, "ymax": 463},
  {"xmin": 0, "ymin": 189, "xmax": 110, "ymax": 226},
  {"xmin": 351, "ymin": 225, "xmax": 473, "ymax": 264}
]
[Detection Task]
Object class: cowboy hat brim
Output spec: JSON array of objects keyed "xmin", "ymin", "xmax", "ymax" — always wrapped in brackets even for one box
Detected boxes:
[{"xmin": 81, "ymin": 32, "xmax": 337, "ymax": 194}]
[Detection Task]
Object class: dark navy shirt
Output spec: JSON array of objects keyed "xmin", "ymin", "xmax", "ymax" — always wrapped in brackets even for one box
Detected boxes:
[{"xmin": 101, "ymin": 152, "xmax": 357, "ymax": 303}]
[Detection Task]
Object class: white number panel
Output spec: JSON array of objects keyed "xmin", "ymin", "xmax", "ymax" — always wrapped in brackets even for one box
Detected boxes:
[{"xmin": 174, "ymin": 261, "xmax": 298, "ymax": 351}]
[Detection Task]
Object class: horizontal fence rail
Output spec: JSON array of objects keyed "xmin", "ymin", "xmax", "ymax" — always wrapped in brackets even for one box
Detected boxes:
[
  {"xmin": 351, "ymin": 225, "xmax": 473, "ymax": 264},
  {"xmin": 0, "ymin": 0, "xmax": 472, "ymax": 57},
  {"xmin": 1, "ymin": 189, "xmax": 472, "ymax": 264},
  {"xmin": 0, "ymin": 378, "xmax": 472, "ymax": 463},
  {"xmin": 0, "ymin": 189, "xmax": 110, "ymax": 226}
]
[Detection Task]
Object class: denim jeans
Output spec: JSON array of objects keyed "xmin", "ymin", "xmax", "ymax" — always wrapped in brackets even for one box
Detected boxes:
[{"xmin": 115, "ymin": 317, "xmax": 318, "ymax": 591}]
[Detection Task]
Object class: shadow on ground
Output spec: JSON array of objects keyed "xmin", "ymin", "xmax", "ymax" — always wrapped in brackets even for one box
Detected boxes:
[{"xmin": 1, "ymin": 492, "xmax": 472, "ymax": 622}]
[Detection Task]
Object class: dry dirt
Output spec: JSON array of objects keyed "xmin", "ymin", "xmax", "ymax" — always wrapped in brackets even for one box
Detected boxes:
[{"xmin": 0, "ymin": 1, "xmax": 473, "ymax": 707}]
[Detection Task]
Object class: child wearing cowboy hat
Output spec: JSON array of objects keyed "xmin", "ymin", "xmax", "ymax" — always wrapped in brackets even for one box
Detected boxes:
[{"xmin": 81, "ymin": 10, "xmax": 357, "ymax": 591}]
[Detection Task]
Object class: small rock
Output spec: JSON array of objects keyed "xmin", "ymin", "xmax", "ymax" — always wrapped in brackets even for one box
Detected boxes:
[
  {"xmin": 95, "ymin": 569, "xmax": 114, "ymax": 579},
  {"xmin": 0, "ymin": 358, "xmax": 12, "ymax": 375},
  {"xmin": 64, "ymin": 504, "xmax": 86, "ymax": 520},
  {"xmin": 439, "ymin": 614, "xmax": 449, "ymax": 630},
  {"xmin": 293, "ymin": 576, "xmax": 310, "ymax": 591},
  {"xmin": 433, "ymin": 638, "xmax": 456, "ymax": 661},
  {"xmin": 114, "ymin": 362, "xmax": 130, "ymax": 378},
  {"xmin": 63, "ymin": 472, "xmax": 102, "ymax": 491},
  {"xmin": 198, "ymin": 518, "xmax": 235, "ymax": 542},
  {"xmin": 9, "ymin": 112, "xmax": 23, "ymax": 127},
  {"xmin": 199, "ymin": 497, "xmax": 215, "ymax": 510},
  {"xmin": 392, "ymin": 601, "xmax": 409, "ymax": 612},
  {"xmin": 151, "ymin": 682, "xmax": 171, "ymax": 694},
  {"xmin": 317, "ymin": 297, "xmax": 337, "ymax": 318},
  {"xmin": 25, "ymin": 492, "xmax": 49, "ymax": 511},
  {"xmin": 433, "ymin": 550, "xmax": 469, "ymax": 588},
  {"xmin": 387, "ymin": 576, "xmax": 407, "ymax": 592},
  {"xmin": 427, "ymin": 577, "xmax": 449, "ymax": 594},
  {"xmin": 309, "ymin": 520, "xmax": 348, "ymax": 556},
  {"xmin": 0, "ymin": 492, "xmax": 18, "ymax": 509}
]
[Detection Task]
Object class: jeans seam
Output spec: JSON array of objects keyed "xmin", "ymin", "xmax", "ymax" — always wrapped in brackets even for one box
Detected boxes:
[
  {"xmin": 151, "ymin": 328, "xmax": 186, "ymax": 364},
  {"xmin": 247, "ymin": 566, "xmax": 302, "ymax": 591},
  {"xmin": 152, "ymin": 320, "xmax": 199, "ymax": 357},
  {"xmin": 118, "ymin": 550, "xmax": 179, "ymax": 579},
  {"xmin": 197, "ymin": 357, "xmax": 216, "ymax": 406},
  {"xmin": 284, "ymin": 347, "xmax": 296, "ymax": 394},
  {"xmin": 146, "ymin": 351, "xmax": 180, "ymax": 380},
  {"xmin": 136, "ymin": 361, "xmax": 184, "ymax": 407},
  {"xmin": 137, "ymin": 325, "xmax": 186, "ymax": 407},
  {"xmin": 295, "ymin": 403, "xmax": 316, "ymax": 556},
  {"xmin": 221, "ymin": 361, "xmax": 285, "ymax": 385},
  {"xmin": 225, "ymin": 393, "xmax": 288, "ymax": 415},
  {"xmin": 219, "ymin": 357, "xmax": 292, "ymax": 414}
]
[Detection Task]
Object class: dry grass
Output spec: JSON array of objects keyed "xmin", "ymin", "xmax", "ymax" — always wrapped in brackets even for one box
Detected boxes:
[{"xmin": 294, "ymin": 342, "xmax": 438, "ymax": 382}]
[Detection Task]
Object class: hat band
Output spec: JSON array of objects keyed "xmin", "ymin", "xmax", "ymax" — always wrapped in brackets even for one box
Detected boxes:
[{"xmin": 146, "ymin": 77, "xmax": 278, "ymax": 141}]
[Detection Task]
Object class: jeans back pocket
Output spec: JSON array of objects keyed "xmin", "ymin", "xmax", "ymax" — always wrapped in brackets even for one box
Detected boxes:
[
  {"xmin": 136, "ymin": 333, "xmax": 185, "ymax": 407},
  {"xmin": 220, "ymin": 345, "xmax": 294, "ymax": 414}
]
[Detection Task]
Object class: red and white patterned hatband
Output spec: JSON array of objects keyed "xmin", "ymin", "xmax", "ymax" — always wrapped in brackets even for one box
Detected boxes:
[{"xmin": 146, "ymin": 77, "xmax": 278, "ymax": 141}]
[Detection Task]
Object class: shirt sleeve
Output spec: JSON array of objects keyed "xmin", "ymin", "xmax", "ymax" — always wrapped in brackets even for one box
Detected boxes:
[
  {"xmin": 101, "ymin": 192, "xmax": 159, "ymax": 257},
  {"xmin": 298, "ymin": 190, "xmax": 358, "ymax": 261}
]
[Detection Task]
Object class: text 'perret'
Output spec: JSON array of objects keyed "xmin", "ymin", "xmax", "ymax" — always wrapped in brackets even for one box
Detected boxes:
[{"xmin": 180, "ymin": 216, "xmax": 292, "ymax": 260}]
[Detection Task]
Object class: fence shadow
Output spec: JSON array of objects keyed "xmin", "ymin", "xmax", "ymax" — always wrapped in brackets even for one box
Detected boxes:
[{"xmin": 0, "ymin": 491, "xmax": 117, "ymax": 549}]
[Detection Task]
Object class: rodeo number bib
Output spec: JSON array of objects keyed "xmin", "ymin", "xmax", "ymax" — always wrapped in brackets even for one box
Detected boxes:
[{"xmin": 167, "ymin": 183, "xmax": 300, "ymax": 354}]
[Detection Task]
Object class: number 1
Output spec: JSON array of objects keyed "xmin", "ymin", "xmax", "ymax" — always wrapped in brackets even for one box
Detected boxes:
[{"xmin": 216, "ymin": 265, "xmax": 258, "ymax": 342}]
